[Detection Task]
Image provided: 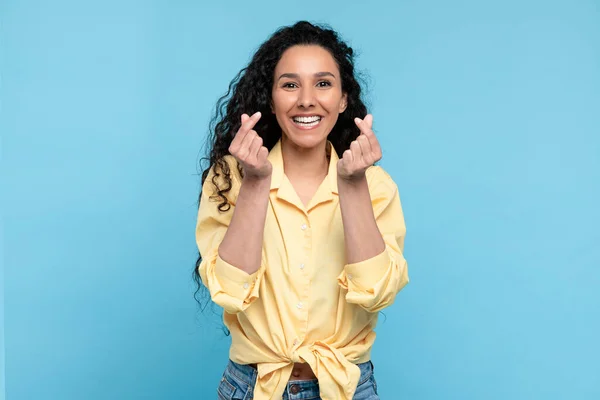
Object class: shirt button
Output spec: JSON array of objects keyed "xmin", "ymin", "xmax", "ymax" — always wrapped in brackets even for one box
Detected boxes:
[
  {"xmin": 300, "ymin": 263, "xmax": 305, "ymax": 270},
  {"xmin": 301, "ymin": 224, "xmax": 307, "ymax": 230},
  {"xmin": 243, "ymin": 282, "xmax": 249, "ymax": 289},
  {"xmin": 296, "ymin": 302, "xmax": 303, "ymax": 309},
  {"xmin": 347, "ymin": 274, "xmax": 353, "ymax": 280},
  {"xmin": 293, "ymin": 338, "xmax": 298, "ymax": 346}
]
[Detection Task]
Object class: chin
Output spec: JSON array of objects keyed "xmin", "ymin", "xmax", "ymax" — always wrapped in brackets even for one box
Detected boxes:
[
  {"xmin": 283, "ymin": 123, "xmax": 331, "ymax": 149},
  {"xmin": 285, "ymin": 132, "xmax": 328, "ymax": 150}
]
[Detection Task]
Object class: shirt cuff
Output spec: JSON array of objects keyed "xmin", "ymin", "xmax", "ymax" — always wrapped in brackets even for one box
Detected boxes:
[
  {"xmin": 215, "ymin": 254, "xmax": 262, "ymax": 302},
  {"xmin": 337, "ymin": 247, "xmax": 392, "ymax": 293}
]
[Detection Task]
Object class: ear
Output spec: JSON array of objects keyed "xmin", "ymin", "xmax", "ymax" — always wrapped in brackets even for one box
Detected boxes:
[{"xmin": 339, "ymin": 93, "xmax": 348, "ymax": 113}]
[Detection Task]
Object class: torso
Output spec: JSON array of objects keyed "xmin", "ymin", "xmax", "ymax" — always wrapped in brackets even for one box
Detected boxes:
[
  {"xmin": 291, "ymin": 363, "xmax": 317, "ymax": 380},
  {"xmin": 284, "ymin": 153, "xmax": 329, "ymax": 378},
  {"xmin": 250, "ymin": 362, "xmax": 316, "ymax": 381}
]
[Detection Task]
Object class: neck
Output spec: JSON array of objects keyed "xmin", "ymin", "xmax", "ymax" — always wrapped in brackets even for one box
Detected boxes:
[{"xmin": 280, "ymin": 136, "xmax": 330, "ymax": 181}]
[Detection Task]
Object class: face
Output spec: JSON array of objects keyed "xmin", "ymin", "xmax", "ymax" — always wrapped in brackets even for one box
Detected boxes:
[{"xmin": 271, "ymin": 45, "xmax": 348, "ymax": 149}]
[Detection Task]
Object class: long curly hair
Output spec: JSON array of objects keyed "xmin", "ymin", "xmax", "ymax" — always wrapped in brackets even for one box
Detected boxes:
[{"xmin": 192, "ymin": 20, "xmax": 371, "ymax": 312}]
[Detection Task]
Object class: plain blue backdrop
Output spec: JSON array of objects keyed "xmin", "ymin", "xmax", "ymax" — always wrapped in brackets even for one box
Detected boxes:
[{"xmin": 2, "ymin": 0, "xmax": 599, "ymax": 399}]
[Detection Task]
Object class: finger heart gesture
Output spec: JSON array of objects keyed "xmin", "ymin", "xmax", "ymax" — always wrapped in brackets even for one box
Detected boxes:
[
  {"xmin": 228, "ymin": 111, "xmax": 272, "ymax": 179},
  {"xmin": 337, "ymin": 114, "xmax": 382, "ymax": 180}
]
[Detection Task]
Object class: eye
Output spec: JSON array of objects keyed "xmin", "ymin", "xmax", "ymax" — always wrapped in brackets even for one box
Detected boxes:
[{"xmin": 282, "ymin": 81, "xmax": 332, "ymax": 89}]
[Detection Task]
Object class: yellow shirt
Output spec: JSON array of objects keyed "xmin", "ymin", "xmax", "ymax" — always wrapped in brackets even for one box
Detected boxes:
[{"xmin": 196, "ymin": 139, "xmax": 409, "ymax": 400}]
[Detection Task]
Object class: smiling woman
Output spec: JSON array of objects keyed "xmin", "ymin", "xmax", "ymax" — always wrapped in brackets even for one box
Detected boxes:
[
  {"xmin": 193, "ymin": 20, "xmax": 409, "ymax": 400},
  {"xmin": 272, "ymin": 45, "xmax": 348, "ymax": 148}
]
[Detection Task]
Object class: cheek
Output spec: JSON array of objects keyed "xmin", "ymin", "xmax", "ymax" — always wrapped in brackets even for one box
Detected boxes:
[
  {"xmin": 272, "ymin": 91, "xmax": 295, "ymax": 110},
  {"xmin": 319, "ymin": 91, "xmax": 343, "ymax": 109}
]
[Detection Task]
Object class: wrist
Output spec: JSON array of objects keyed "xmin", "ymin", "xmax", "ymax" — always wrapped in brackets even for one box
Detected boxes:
[
  {"xmin": 242, "ymin": 173, "xmax": 271, "ymax": 187},
  {"xmin": 337, "ymin": 172, "xmax": 367, "ymax": 187}
]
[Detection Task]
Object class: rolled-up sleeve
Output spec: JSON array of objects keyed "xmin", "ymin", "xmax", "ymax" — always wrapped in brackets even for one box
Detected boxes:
[
  {"xmin": 195, "ymin": 157, "xmax": 266, "ymax": 314},
  {"xmin": 337, "ymin": 167, "xmax": 409, "ymax": 312}
]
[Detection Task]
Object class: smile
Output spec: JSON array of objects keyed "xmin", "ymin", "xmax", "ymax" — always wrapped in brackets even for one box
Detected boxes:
[{"xmin": 291, "ymin": 116, "xmax": 323, "ymax": 130}]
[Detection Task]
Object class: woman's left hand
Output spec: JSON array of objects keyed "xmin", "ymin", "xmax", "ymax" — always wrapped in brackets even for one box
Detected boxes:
[{"xmin": 337, "ymin": 114, "xmax": 382, "ymax": 181}]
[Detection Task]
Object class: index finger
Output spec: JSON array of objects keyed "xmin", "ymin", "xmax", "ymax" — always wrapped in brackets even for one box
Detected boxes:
[
  {"xmin": 357, "ymin": 114, "xmax": 381, "ymax": 153},
  {"xmin": 364, "ymin": 114, "xmax": 373, "ymax": 129},
  {"xmin": 237, "ymin": 111, "xmax": 262, "ymax": 136},
  {"xmin": 232, "ymin": 111, "xmax": 262, "ymax": 147},
  {"xmin": 355, "ymin": 114, "xmax": 375, "ymax": 138}
]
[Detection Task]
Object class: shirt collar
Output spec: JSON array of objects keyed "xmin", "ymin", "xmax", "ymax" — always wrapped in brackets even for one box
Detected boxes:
[{"xmin": 267, "ymin": 138, "xmax": 339, "ymax": 194}]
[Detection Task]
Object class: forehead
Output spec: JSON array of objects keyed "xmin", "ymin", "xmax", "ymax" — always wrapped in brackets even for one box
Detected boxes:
[{"xmin": 275, "ymin": 45, "xmax": 339, "ymax": 75}]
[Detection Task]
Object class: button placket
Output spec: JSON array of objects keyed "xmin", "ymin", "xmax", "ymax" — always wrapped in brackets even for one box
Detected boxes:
[
  {"xmin": 296, "ymin": 214, "xmax": 310, "ymax": 344},
  {"xmin": 299, "ymin": 215, "xmax": 309, "ymax": 273}
]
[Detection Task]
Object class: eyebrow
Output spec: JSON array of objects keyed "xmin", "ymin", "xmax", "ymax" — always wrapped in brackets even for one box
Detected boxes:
[{"xmin": 277, "ymin": 72, "xmax": 336, "ymax": 81}]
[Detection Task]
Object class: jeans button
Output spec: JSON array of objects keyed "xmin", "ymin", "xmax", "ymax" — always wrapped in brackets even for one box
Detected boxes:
[{"xmin": 290, "ymin": 384, "xmax": 301, "ymax": 394}]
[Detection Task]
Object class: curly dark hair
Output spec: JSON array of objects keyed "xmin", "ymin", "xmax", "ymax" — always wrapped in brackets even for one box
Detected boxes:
[{"xmin": 192, "ymin": 20, "xmax": 371, "ymax": 312}]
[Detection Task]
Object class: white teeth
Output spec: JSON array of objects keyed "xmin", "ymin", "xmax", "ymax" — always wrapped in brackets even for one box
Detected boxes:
[{"xmin": 293, "ymin": 116, "xmax": 321, "ymax": 123}]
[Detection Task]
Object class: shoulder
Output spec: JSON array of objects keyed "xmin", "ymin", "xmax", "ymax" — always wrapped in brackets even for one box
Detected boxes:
[
  {"xmin": 213, "ymin": 155, "xmax": 241, "ymax": 177},
  {"xmin": 364, "ymin": 165, "xmax": 404, "ymax": 218},
  {"xmin": 203, "ymin": 155, "xmax": 242, "ymax": 203},
  {"xmin": 365, "ymin": 164, "xmax": 398, "ymax": 197}
]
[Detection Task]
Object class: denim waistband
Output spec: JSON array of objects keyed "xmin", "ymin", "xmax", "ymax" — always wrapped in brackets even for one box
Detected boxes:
[{"xmin": 224, "ymin": 359, "xmax": 374, "ymax": 399}]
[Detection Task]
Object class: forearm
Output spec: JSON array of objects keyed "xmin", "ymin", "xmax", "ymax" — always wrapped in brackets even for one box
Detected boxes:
[
  {"xmin": 338, "ymin": 175, "xmax": 385, "ymax": 264},
  {"xmin": 218, "ymin": 175, "xmax": 271, "ymax": 274}
]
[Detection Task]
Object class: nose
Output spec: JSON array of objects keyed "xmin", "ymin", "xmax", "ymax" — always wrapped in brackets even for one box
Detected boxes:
[{"xmin": 297, "ymin": 86, "xmax": 316, "ymax": 108}]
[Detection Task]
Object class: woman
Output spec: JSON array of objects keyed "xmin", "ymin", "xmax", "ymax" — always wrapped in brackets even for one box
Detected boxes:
[{"xmin": 194, "ymin": 21, "xmax": 409, "ymax": 400}]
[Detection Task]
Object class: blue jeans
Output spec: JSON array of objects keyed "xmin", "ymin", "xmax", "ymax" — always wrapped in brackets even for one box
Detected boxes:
[{"xmin": 217, "ymin": 359, "xmax": 380, "ymax": 400}]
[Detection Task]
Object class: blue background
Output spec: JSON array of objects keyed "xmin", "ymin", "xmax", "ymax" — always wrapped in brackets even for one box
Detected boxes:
[{"xmin": 2, "ymin": 0, "xmax": 599, "ymax": 399}]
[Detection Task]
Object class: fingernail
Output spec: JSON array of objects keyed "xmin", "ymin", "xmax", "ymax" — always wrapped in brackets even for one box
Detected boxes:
[
  {"xmin": 254, "ymin": 111, "xmax": 261, "ymax": 118},
  {"xmin": 354, "ymin": 117, "xmax": 362, "ymax": 124}
]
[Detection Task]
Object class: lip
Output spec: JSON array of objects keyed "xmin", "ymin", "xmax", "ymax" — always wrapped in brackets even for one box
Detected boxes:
[{"xmin": 290, "ymin": 116, "xmax": 323, "ymax": 130}]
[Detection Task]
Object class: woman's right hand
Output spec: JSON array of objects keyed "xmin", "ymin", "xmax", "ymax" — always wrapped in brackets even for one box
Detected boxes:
[{"xmin": 228, "ymin": 111, "xmax": 272, "ymax": 180}]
